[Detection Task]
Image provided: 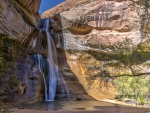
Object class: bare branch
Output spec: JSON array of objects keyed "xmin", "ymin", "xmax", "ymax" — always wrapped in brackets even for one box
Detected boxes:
[{"xmin": 113, "ymin": 72, "xmax": 150, "ymax": 78}]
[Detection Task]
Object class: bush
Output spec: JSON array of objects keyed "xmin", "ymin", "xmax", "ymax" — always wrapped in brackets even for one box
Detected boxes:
[
  {"xmin": 0, "ymin": 101, "xmax": 10, "ymax": 113},
  {"xmin": 114, "ymin": 76, "xmax": 150, "ymax": 105},
  {"xmin": 0, "ymin": 34, "xmax": 21, "ymax": 111},
  {"xmin": 137, "ymin": 96, "xmax": 145, "ymax": 105}
]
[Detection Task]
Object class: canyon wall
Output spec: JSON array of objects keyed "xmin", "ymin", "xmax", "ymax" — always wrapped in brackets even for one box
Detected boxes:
[
  {"xmin": 0, "ymin": 0, "xmax": 43, "ymax": 103},
  {"xmin": 1, "ymin": 0, "xmax": 150, "ymax": 102},
  {"xmin": 42, "ymin": 0, "xmax": 150, "ymax": 100},
  {"xmin": 0, "ymin": 0, "xmax": 41, "ymax": 40}
]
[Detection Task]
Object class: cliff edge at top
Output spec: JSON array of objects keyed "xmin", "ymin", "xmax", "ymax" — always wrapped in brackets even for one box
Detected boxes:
[
  {"xmin": 41, "ymin": 0, "xmax": 94, "ymax": 18},
  {"xmin": 41, "ymin": 0, "xmax": 137, "ymax": 19}
]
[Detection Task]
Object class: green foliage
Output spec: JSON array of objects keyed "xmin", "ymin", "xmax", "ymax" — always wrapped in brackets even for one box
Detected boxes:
[
  {"xmin": 0, "ymin": 33, "xmax": 22, "ymax": 69},
  {"xmin": 137, "ymin": 95, "xmax": 145, "ymax": 105},
  {"xmin": 0, "ymin": 101, "xmax": 10, "ymax": 113},
  {"xmin": 0, "ymin": 109, "xmax": 10, "ymax": 113},
  {"xmin": 114, "ymin": 76, "xmax": 150, "ymax": 104},
  {"xmin": 0, "ymin": 34, "xmax": 21, "ymax": 111},
  {"xmin": 8, "ymin": 74, "xmax": 19, "ymax": 89},
  {"xmin": 0, "ymin": 34, "xmax": 20, "ymax": 92}
]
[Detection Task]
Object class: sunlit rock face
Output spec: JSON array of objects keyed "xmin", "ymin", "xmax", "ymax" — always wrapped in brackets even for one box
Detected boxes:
[
  {"xmin": 0, "ymin": 0, "xmax": 41, "ymax": 40},
  {"xmin": 60, "ymin": 0, "xmax": 143, "ymax": 46},
  {"xmin": 64, "ymin": 51, "xmax": 116, "ymax": 100},
  {"xmin": 42, "ymin": 0, "xmax": 150, "ymax": 100}
]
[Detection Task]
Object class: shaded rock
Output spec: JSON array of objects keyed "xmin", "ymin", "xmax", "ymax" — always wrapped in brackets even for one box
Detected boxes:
[
  {"xmin": 76, "ymin": 97, "xmax": 84, "ymax": 101},
  {"xmin": 25, "ymin": 65, "xmax": 45, "ymax": 102},
  {"xmin": 16, "ymin": 0, "xmax": 41, "ymax": 13},
  {"xmin": 18, "ymin": 107, "xmax": 24, "ymax": 109},
  {"xmin": 8, "ymin": 54, "xmax": 45, "ymax": 103},
  {"xmin": 124, "ymin": 99, "xmax": 138, "ymax": 105},
  {"xmin": 0, "ymin": 0, "xmax": 41, "ymax": 40}
]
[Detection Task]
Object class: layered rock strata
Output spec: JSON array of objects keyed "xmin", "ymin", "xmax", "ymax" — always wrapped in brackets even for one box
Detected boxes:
[{"xmin": 42, "ymin": 0, "xmax": 150, "ymax": 100}]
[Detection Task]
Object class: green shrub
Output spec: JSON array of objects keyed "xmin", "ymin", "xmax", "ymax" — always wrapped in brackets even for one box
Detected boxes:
[
  {"xmin": 137, "ymin": 95, "xmax": 145, "ymax": 105},
  {"xmin": 114, "ymin": 76, "xmax": 150, "ymax": 105},
  {"xmin": 0, "ymin": 34, "xmax": 21, "ymax": 112},
  {"xmin": 0, "ymin": 101, "xmax": 10, "ymax": 113}
]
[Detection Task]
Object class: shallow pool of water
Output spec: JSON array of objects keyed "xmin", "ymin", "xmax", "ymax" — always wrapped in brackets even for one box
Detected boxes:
[{"xmin": 20, "ymin": 101, "xmax": 115, "ymax": 110}]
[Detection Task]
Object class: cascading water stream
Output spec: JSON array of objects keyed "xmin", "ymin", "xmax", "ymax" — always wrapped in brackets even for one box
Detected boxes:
[
  {"xmin": 44, "ymin": 19, "xmax": 57, "ymax": 101},
  {"xmin": 35, "ymin": 18, "xmax": 70, "ymax": 101}
]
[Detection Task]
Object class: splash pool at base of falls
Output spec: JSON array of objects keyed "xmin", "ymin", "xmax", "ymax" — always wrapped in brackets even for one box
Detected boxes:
[
  {"xmin": 18, "ymin": 101, "xmax": 116, "ymax": 111},
  {"xmin": 10, "ymin": 101, "xmax": 150, "ymax": 113}
]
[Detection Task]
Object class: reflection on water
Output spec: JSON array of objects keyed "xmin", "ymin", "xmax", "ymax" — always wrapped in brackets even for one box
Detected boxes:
[{"xmin": 21, "ymin": 101, "xmax": 115, "ymax": 110}]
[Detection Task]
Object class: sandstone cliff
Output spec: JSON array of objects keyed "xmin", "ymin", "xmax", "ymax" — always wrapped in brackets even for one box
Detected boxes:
[
  {"xmin": 0, "ymin": 0, "xmax": 41, "ymax": 40},
  {"xmin": 41, "ymin": 0, "xmax": 150, "ymax": 100},
  {"xmin": 1, "ymin": 0, "xmax": 150, "ymax": 102},
  {"xmin": 0, "ymin": 0, "xmax": 43, "ymax": 103}
]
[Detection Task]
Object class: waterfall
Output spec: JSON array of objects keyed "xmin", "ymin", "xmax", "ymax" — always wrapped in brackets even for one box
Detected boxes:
[
  {"xmin": 44, "ymin": 19, "xmax": 57, "ymax": 101},
  {"xmin": 35, "ymin": 54, "xmax": 48, "ymax": 100},
  {"xmin": 56, "ymin": 34, "xmax": 61, "ymax": 48},
  {"xmin": 34, "ymin": 18, "xmax": 70, "ymax": 101}
]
